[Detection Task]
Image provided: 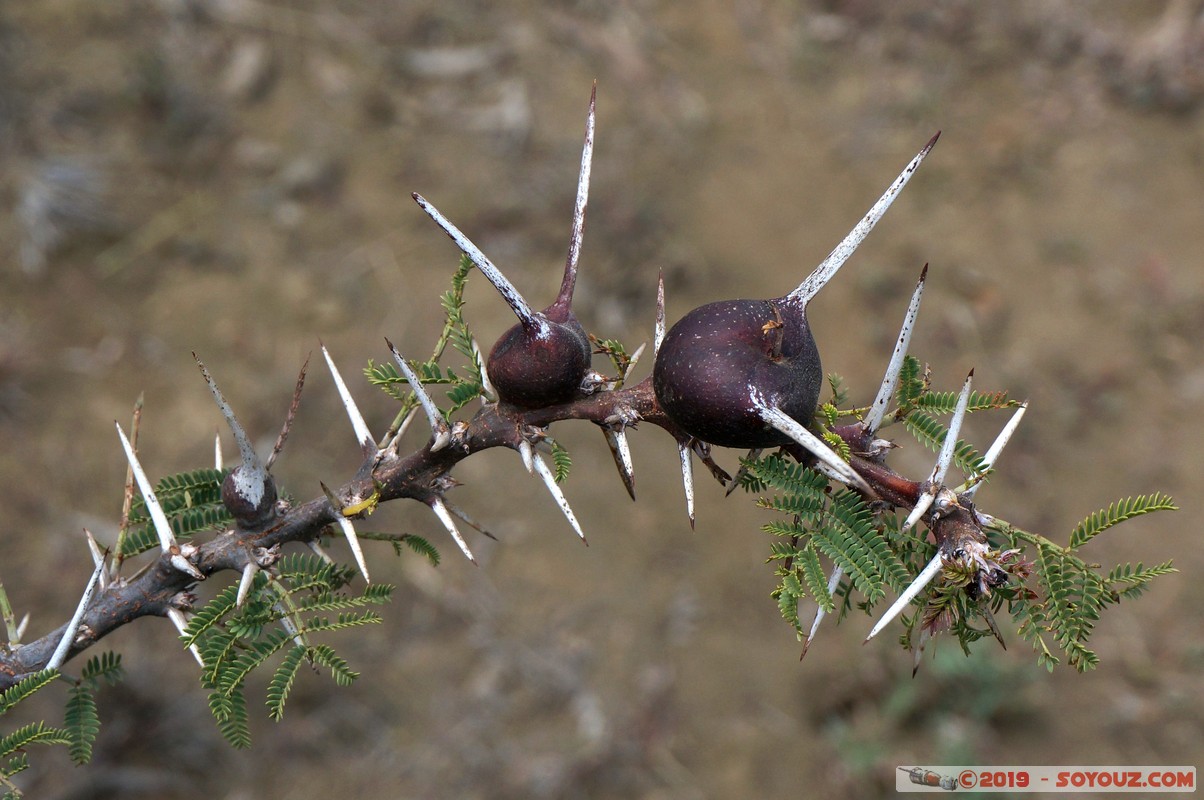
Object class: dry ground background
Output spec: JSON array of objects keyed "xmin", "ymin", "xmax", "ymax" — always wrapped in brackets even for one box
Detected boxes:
[{"xmin": 2, "ymin": 1, "xmax": 1203, "ymax": 798}]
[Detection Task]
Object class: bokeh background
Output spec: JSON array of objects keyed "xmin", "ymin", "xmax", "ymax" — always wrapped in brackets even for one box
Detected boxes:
[{"xmin": 2, "ymin": 1, "xmax": 1202, "ymax": 797}]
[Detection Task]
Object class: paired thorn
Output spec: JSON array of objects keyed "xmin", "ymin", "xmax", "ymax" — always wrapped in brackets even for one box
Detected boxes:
[
  {"xmin": 787, "ymin": 133, "xmax": 940, "ymax": 309},
  {"xmin": 46, "ymin": 560, "xmax": 106, "ymax": 671},
  {"xmin": 602, "ymin": 425, "xmax": 636, "ymax": 501},
  {"xmin": 865, "ymin": 552, "xmax": 944, "ymax": 642},
  {"xmin": 320, "ymin": 482, "xmax": 371, "ymax": 583},
  {"xmin": 268, "ymin": 354, "xmax": 309, "ymax": 470},
  {"xmin": 214, "ymin": 431, "xmax": 223, "ymax": 471},
  {"xmin": 531, "ymin": 453, "xmax": 587, "ymax": 544},
  {"xmin": 386, "ymin": 338, "xmax": 451, "ymax": 451},
  {"xmin": 677, "ymin": 440, "xmax": 695, "ymax": 529},
  {"xmin": 863, "ymin": 264, "xmax": 928, "ymax": 435},
  {"xmin": 428, "ymin": 496, "xmax": 477, "ymax": 564},
  {"xmin": 801, "ymin": 566, "xmax": 844, "ymax": 659},
  {"xmin": 194, "ymin": 354, "xmax": 266, "ymax": 476},
  {"xmin": 236, "ymin": 563, "xmax": 258, "ymax": 608},
  {"xmin": 441, "ymin": 499, "xmax": 497, "ymax": 541},
  {"xmin": 749, "ymin": 393, "xmax": 874, "ymax": 495},
  {"xmin": 901, "ymin": 370, "xmax": 974, "ymax": 534},
  {"xmin": 961, "ymin": 402, "xmax": 1028, "ymax": 501},
  {"xmin": 472, "ymin": 337, "xmax": 495, "ymax": 402},
  {"xmin": 115, "ymin": 422, "xmax": 176, "ymax": 553},
  {"xmin": 307, "ymin": 539, "xmax": 335, "ymax": 565},
  {"xmin": 169, "ymin": 548, "xmax": 205, "ymax": 581},
  {"xmin": 517, "ymin": 439, "xmax": 535, "ymax": 474},
  {"xmin": 166, "ymin": 609, "xmax": 205, "ymax": 667},
  {"xmin": 411, "ymin": 193, "xmax": 544, "ymax": 335},
  {"xmin": 83, "ymin": 529, "xmax": 108, "ymax": 590},
  {"xmin": 554, "ymin": 80, "xmax": 596, "ymax": 312},
  {"xmin": 322, "ymin": 344, "xmax": 375, "ymax": 454}
]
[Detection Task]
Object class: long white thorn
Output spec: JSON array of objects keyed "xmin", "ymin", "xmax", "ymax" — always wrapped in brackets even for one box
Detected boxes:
[
  {"xmin": 116, "ymin": 422, "xmax": 176, "ymax": 553},
  {"xmin": 411, "ymin": 193, "xmax": 541, "ymax": 331},
  {"xmin": 472, "ymin": 337, "xmax": 495, "ymax": 402},
  {"xmin": 83, "ymin": 529, "xmax": 108, "ymax": 590},
  {"xmin": 603, "ymin": 425, "xmax": 636, "ymax": 501},
  {"xmin": 961, "ymin": 402, "xmax": 1028, "ymax": 501},
  {"xmin": 749, "ymin": 393, "xmax": 874, "ymax": 495},
  {"xmin": 787, "ymin": 133, "xmax": 940, "ymax": 308},
  {"xmin": 863, "ymin": 264, "xmax": 928, "ymax": 434},
  {"xmin": 195, "ymin": 354, "xmax": 263, "ymax": 473},
  {"xmin": 441, "ymin": 499, "xmax": 497, "ymax": 540},
  {"xmin": 625, "ymin": 342, "xmax": 647, "ymax": 376},
  {"xmin": 166, "ymin": 609, "xmax": 205, "ymax": 667},
  {"xmin": 932, "ymin": 370, "xmax": 974, "ymax": 487},
  {"xmin": 900, "ymin": 491, "xmax": 936, "ymax": 534},
  {"xmin": 322, "ymin": 344, "xmax": 375, "ymax": 451},
  {"xmin": 429, "ymin": 496, "xmax": 477, "ymax": 563},
  {"xmin": 866, "ymin": 552, "xmax": 944, "ymax": 642},
  {"xmin": 532, "ymin": 453, "xmax": 587, "ymax": 544},
  {"xmin": 801, "ymin": 566, "xmax": 844, "ymax": 658},
  {"xmin": 654, "ymin": 269, "xmax": 666, "ymax": 358},
  {"xmin": 236, "ymin": 563, "xmax": 258, "ymax": 608},
  {"xmin": 214, "ymin": 431, "xmax": 223, "ymax": 471},
  {"xmin": 47, "ymin": 560, "xmax": 106, "ymax": 670},
  {"xmin": 336, "ymin": 516, "xmax": 370, "ymax": 583},
  {"xmin": 562, "ymin": 82, "xmax": 595, "ymax": 285},
  {"xmin": 677, "ymin": 441, "xmax": 695, "ymax": 529},
  {"xmin": 386, "ymin": 339, "xmax": 451, "ymax": 451},
  {"xmin": 517, "ymin": 439, "xmax": 535, "ymax": 474},
  {"xmin": 307, "ymin": 539, "xmax": 335, "ymax": 564}
]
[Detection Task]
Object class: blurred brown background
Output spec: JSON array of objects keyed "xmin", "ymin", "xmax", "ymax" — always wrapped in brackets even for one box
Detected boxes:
[{"xmin": 2, "ymin": 1, "xmax": 1202, "ymax": 797}]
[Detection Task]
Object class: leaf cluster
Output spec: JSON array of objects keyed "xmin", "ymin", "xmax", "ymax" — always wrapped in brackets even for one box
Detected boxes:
[
  {"xmin": 182, "ymin": 554, "xmax": 393, "ymax": 748},
  {"xmin": 744, "ymin": 362, "xmax": 1175, "ymax": 671}
]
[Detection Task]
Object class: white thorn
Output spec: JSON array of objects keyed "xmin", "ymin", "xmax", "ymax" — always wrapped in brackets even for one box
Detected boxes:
[
  {"xmin": 386, "ymin": 339, "xmax": 451, "ymax": 452},
  {"xmin": 214, "ymin": 432, "xmax": 223, "ymax": 471},
  {"xmin": 562, "ymin": 83, "xmax": 595, "ymax": 284},
  {"xmin": 787, "ymin": 133, "xmax": 940, "ymax": 308},
  {"xmin": 472, "ymin": 337, "xmax": 495, "ymax": 402},
  {"xmin": 961, "ymin": 402, "xmax": 1028, "ymax": 501},
  {"xmin": 322, "ymin": 345, "xmax": 375, "ymax": 451},
  {"xmin": 932, "ymin": 370, "xmax": 974, "ymax": 487},
  {"xmin": 83, "ymin": 529, "xmax": 108, "ymax": 590},
  {"xmin": 626, "ymin": 342, "xmax": 647, "ymax": 376},
  {"xmin": 900, "ymin": 490, "xmax": 936, "ymax": 534},
  {"xmin": 166, "ymin": 608, "xmax": 205, "ymax": 667},
  {"xmin": 46, "ymin": 560, "xmax": 105, "ymax": 670},
  {"xmin": 387, "ymin": 406, "xmax": 421, "ymax": 452},
  {"xmin": 518, "ymin": 439, "xmax": 535, "ymax": 474},
  {"xmin": 274, "ymin": 605, "xmax": 306, "ymax": 649},
  {"xmin": 654, "ymin": 270, "xmax": 666, "ymax": 358},
  {"xmin": 603, "ymin": 425, "xmax": 636, "ymax": 500},
  {"xmin": 116, "ymin": 422, "xmax": 177, "ymax": 553},
  {"xmin": 236, "ymin": 563, "xmax": 258, "ymax": 608},
  {"xmin": 677, "ymin": 440, "xmax": 695, "ymax": 528},
  {"xmin": 411, "ymin": 193, "xmax": 542, "ymax": 332},
  {"xmin": 15, "ymin": 613, "xmax": 29, "ymax": 642},
  {"xmin": 430, "ymin": 496, "xmax": 477, "ymax": 563},
  {"xmin": 532, "ymin": 453, "xmax": 587, "ymax": 544},
  {"xmin": 866, "ymin": 552, "xmax": 943, "ymax": 641},
  {"xmin": 749, "ymin": 393, "xmax": 874, "ymax": 495},
  {"xmin": 863, "ymin": 265, "xmax": 927, "ymax": 434},
  {"xmin": 170, "ymin": 553, "xmax": 205, "ymax": 581},
  {"xmin": 335, "ymin": 516, "xmax": 371, "ymax": 584},
  {"xmin": 802, "ymin": 566, "xmax": 844, "ymax": 656},
  {"xmin": 195, "ymin": 355, "xmax": 264, "ymax": 475},
  {"xmin": 441, "ymin": 499, "xmax": 495, "ymax": 540},
  {"xmin": 307, "ymin": 539, "xmax": 335, "ymax": 565}
]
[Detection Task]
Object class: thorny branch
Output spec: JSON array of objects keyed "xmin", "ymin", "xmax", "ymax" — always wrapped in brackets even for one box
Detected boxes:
[{"xmin": 0, "ymin": 365, "xmax": 977, "ymax": 690}]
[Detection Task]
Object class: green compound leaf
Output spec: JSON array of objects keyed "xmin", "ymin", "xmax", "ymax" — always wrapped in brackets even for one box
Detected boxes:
[{"xmin": 1069, "ymin": 493, "xmax": 1178, "ymax": 549}]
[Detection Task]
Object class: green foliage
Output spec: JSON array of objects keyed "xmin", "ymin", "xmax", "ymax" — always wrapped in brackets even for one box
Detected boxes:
[
  {"xmin": 744, "ymin": 365, "xmax": 1175, "ymax": 671},
  {"xmin": 366, "ymin": 254, "xmax": 486, "ymax": 424},
  {"xmin": 186, "ymin": 554, "xmax": 393, "ymax": 748},
  {"xmin": 549, "ymin": 439, "xmax": 572, "ymax": 483},
  {"xmin": 1069, "ymin": 493, "xmax": 1178, "ymax": 548},
  {"xmin": 121, "ymin": 468, "xmax": 232, "ymax": 558}
]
